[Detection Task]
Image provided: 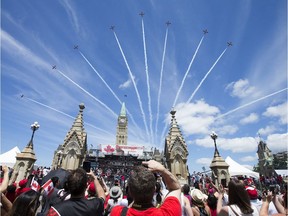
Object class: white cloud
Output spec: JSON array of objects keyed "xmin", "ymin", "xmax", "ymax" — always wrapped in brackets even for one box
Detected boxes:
[
  {"xmin": 263, "ymin": 102, "xmax": 288, "ymax": 124},
  {"xmin": 217, "ymin": 125, "xmax": 238, "ymax": 135},
  {"xmin": 195, "ymin": 136, "xmax": 258, "ymax": 153},
  {"xmin": 195, "ymin": 158, "xmax": 212, "ymax": 168},
  {"xmin": 226, "ymin": 79, "xmax": 256, "ymax": 98},
  {"xmin": 60, "ymin": 0, "xmax": 80, "ymax": 33},
  {"xmin": 240, "ymin": 113, "xmax": 259, "ymax": 125},
  {"xmin": 1, "ymin": 30, "xmax": 49, "ymax": 70},
  {"xmin": 119, "ymin": 75, "xmax": 135, "ymax": 89},
  {"xmin": 174, "ymin": 100, "xmax": 220, "ymax": 135},
  {"xmin": 240, "ymin": 155, "xmax": 258, "ymax": 162},
  {"xmin": 266, "ymin": 133, "xmax": 288, "ymax": 153},
  {"xmin": 257, "ymin": 125, "xmax": 276, "ymax": 136}
]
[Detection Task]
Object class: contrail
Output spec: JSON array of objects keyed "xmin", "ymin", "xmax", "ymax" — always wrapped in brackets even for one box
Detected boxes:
[
  {"xmin": 215, "ymin": 88, "xmax": 288, "ymax": 120},
  {"xmin": 78, "ymin": 51, "xmax": 144, "ymax": 140},
  {"xmin": 159, "ymin": 36, "xmax": 207, "ymax": 144},
  {"xmin": 159, "ymin": 46, "xmax": 227, "ymax": 145},
  {"xmin": 173, "ymin": 35, "xmax": 205, "ymax": 107},
  {"xmin": 186, "ymin": 48, "xmax": 227, "ymax": 104},
  {"xmin": 24, "ymin": 96, "xmax": 114, "ymax": 136},
  {"xmin": 113, "ymin": 31, "xmax": 150, "ymax": 140},
  {"xmin": 141, "ymin": 18, "xmax": 153, "ymax": 144},
  {"xmin": 56, "ymin": 69, "xmax": 118, "ymax": 118},
  {"xmin": 155, "ymin": 27, "xmax": 169, "ymax": 142}
]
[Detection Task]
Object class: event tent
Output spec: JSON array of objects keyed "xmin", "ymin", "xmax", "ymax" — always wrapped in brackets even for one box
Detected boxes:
[
  {"xmin": 225, "ymin": 156, "xmax": 259, "ymax": 179},
  {"xmin": 0, "ymin": 146, "xmax": 20, "ymax": 168}
]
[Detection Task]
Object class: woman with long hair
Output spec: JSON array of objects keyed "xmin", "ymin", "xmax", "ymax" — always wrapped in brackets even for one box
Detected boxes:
[
  {"xmin": 217, "ymin": 179, "xmax": 258, "ymax": 216},
  {"xmin": 9, "ymin": 190, "xmax": 41, "ymax": 216}
]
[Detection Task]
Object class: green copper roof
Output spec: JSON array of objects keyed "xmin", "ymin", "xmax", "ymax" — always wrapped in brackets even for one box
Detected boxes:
[{"xmin": 120, "ymin": 102, "xmax": 126, "ymax": 116}]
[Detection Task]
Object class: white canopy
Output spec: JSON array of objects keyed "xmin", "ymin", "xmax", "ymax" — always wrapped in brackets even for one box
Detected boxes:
[
  {"xmin": 275, "ymin": 169, "xmax": 288, "ymax": 176},
  {"xmin": 0, "ymin": 146, "xmax": 20, "ymax": 168},
  {"xmin": 225, "ymin": 156, "xmax": 259, "ymax": 179}
]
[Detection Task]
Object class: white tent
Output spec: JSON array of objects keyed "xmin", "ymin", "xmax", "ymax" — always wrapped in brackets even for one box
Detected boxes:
[
  {"xmin": 275, "ymin": 169, "xmax": 288, "ymax": 176},
  {"xmin": 0, "ymin": 146, "xmax": 20, "ymax": 168},
  {"xmin": 225, "ymin": 156, "xmax": 259, "ymax": 179}
]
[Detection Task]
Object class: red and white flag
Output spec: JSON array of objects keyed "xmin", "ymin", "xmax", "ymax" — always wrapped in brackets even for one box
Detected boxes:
[
  {"xmin": 31, "ymin": 177, "xmax": 40, "ymax": 192},
  {"xmin": 42, "ymin": 179, "xmax": 54, "ymax": 196}
]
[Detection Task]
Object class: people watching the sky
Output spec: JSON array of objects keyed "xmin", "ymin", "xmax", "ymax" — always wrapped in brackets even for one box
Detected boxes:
[
  {"xmin": 110, "ymin": 159, "xmax": 181, "ymax": 216},
  {"xmin": 0, "ymin": 161, "xmax": 287, "ymax": 216}
]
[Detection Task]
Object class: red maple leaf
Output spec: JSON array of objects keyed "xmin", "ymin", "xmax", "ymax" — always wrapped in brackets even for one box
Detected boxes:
[{"xmin": 104, "ymin": 145, "xmax": 115, "ymax": 153}]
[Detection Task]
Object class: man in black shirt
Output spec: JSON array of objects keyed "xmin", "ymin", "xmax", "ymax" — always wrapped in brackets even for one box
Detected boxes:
[{"xmin": 47, "ymin": 168, "xmax": 105, "ymax": 216}]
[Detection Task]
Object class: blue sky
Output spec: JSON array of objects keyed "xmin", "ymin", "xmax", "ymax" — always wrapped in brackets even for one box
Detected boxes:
[{"xmin": 1, "ymin": 0, "xmax": 287, "ymax": 172}]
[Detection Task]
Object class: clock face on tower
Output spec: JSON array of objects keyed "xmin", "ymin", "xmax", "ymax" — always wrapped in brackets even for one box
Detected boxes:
[{"xmin": 119, "ymin": 118, "xmax": 126, "ymax": 124}]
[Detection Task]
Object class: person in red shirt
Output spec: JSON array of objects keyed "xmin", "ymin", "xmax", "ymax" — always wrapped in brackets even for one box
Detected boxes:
[{"xmin": 110, "ymin": 160, "xmax": 181, "ymax": 216}]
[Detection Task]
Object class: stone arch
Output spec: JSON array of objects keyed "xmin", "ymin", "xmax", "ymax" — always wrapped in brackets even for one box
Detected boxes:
[{"xmin": 63, "ymin": 141, "xmax": 81, "ymax": 170}]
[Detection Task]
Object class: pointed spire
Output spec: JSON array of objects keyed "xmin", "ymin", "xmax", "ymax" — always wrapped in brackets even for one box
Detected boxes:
[
  {"xmin": 63, "ymin": 103, "xmax": 86, "ymax": 146},
  {"xmin": 166, "ymin": 108, "xmax": 188, "ymax": 151},
  {"xmin": 120, "ymin": 102, "xmax": 126, "ymax": 117}
]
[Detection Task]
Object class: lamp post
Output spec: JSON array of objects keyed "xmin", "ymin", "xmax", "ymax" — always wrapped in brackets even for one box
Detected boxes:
[
  {"xmin": 28, "ymin": 122, "xmax": 40, "ymax": 149},
  {"xmin": 210, "ymin": 131, "xmax": 220, "ymax": 156}
]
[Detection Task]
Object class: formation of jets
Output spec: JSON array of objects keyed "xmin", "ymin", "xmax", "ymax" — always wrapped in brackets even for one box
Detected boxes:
[
  {"xmin": 203, "ymin": 29, "xmax": 208, "ymax": 34},
  {"xmin": 52, "ymin": 65, "xmax": 56, "ymax": 69},
  {"xmin": 227, "ymin": 42, "xmax": 233, "ymax": 46}
]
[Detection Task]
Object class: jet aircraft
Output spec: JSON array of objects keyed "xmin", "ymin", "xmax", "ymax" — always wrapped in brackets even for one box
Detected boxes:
[
  {"xmin": 227, "ymin": 42, "xmax": 233, "ymax": 46},
  {"xmin": 203, "ymin": 29, "xmax": 208, "ymax": 34},
  {"xmin": 139, "ymin": 12, "xmax": 144, "ymax": 17},
  {"xmin": 166, "ymin": 21, "xmax": 171, "ymax": 26},
  {"xmin": 52, "ymin": 65, "xmax": 56, "ymax": 69}
]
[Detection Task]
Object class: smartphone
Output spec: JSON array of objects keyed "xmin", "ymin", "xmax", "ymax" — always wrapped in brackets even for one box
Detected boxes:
[{"xmin": 83, "ymin": 161, "xmax": 91, "ymax": 172}]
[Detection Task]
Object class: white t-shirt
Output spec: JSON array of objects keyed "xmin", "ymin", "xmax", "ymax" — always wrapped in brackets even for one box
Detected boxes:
[{"xmin": 107, "ymin": 198, "xmax": 128, "ymax": 212}]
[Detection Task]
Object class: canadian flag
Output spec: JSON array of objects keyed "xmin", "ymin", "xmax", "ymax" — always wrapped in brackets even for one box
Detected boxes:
[
  {"xmin": 42, "ymin": 179, "xmax": 54, "ymax": 196},
  {"xmin": 31, "ymin": 177, "xmax": 40, "ymax": 192}
]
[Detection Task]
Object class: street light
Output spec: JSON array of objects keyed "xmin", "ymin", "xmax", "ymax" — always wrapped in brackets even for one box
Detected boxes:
[
  {"xmin": 210, "ymin": 131, "xmax": 220, "ymax": 156},
  {"xmin": 28, "ymin": 121, "xmax": 40, "ymax": 149}
]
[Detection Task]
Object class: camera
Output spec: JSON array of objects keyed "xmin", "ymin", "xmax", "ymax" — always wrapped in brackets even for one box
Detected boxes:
[{"xmin": 269, "ymin": 185, "xmax": 276, "ymax": 194}]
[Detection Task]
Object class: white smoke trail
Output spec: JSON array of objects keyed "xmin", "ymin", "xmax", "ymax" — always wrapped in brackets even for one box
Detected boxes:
[
  {"xmin": 57, "ymin": 69, "xmax": 118, "ymax": 118},
  {"xmin": 141, "ymin": 18, "xmax": 153, "ymax": 144},
  {"xmin": 173, "ymin": 36, "xmax": 205, "ymax": 107},
  {"xmin": 186, "ymin": 48, "xmax": 227, "ymax": 104},
  {"xmin": 155, "ymin": 27, "xmax": 169, "ymax": 142},
  {"xmin": 79, "ymin": 51, "xmax": 144, "ymax": 139},
  {"xmin": 215, "ymin": 88, "xmax": 288, "ymax": 120},
  {"xmin": 113, "ymin": 31, "xmax": 150, "ymax": 140},
  {"xmin": 24, "ymin": 97, "xmax": 114, "ymax": 136},
  {"xmin": 159, "ymin": 36, "xmax": 206, "ymax": 144}
]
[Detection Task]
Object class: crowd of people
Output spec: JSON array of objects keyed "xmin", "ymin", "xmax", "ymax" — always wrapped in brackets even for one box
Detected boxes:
[{"xmin": 0, "ymin": 162, "xmax": 287, "ymax": 216}]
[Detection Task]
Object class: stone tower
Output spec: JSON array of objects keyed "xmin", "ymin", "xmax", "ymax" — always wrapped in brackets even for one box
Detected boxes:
[
  {"xmin": 257, "ymin": 139, "xmax": 275, "ymax": 177},
  {"xmin": 51, "ymin": 103, "xmax": 87, "ymax": 170},
  {"xmin": 164, "ymin": 109, "xmax": 189, "ymax": 184},
  {"xmin": 11, "ymin": 122, "xmax": 39, "ymax": 183},
  {"xmin": 209, "ymin": 131, "xmax": 230, "ymax": 187},
  {"xmin": 116, "ymin": 102, "xmax": 128, "ymax": 145}
]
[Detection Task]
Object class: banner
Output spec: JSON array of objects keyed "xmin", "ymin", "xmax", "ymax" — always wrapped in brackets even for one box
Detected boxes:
[{"xmin": 100, "ymin": 144, "xmax": 144, "ymax": 156}]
